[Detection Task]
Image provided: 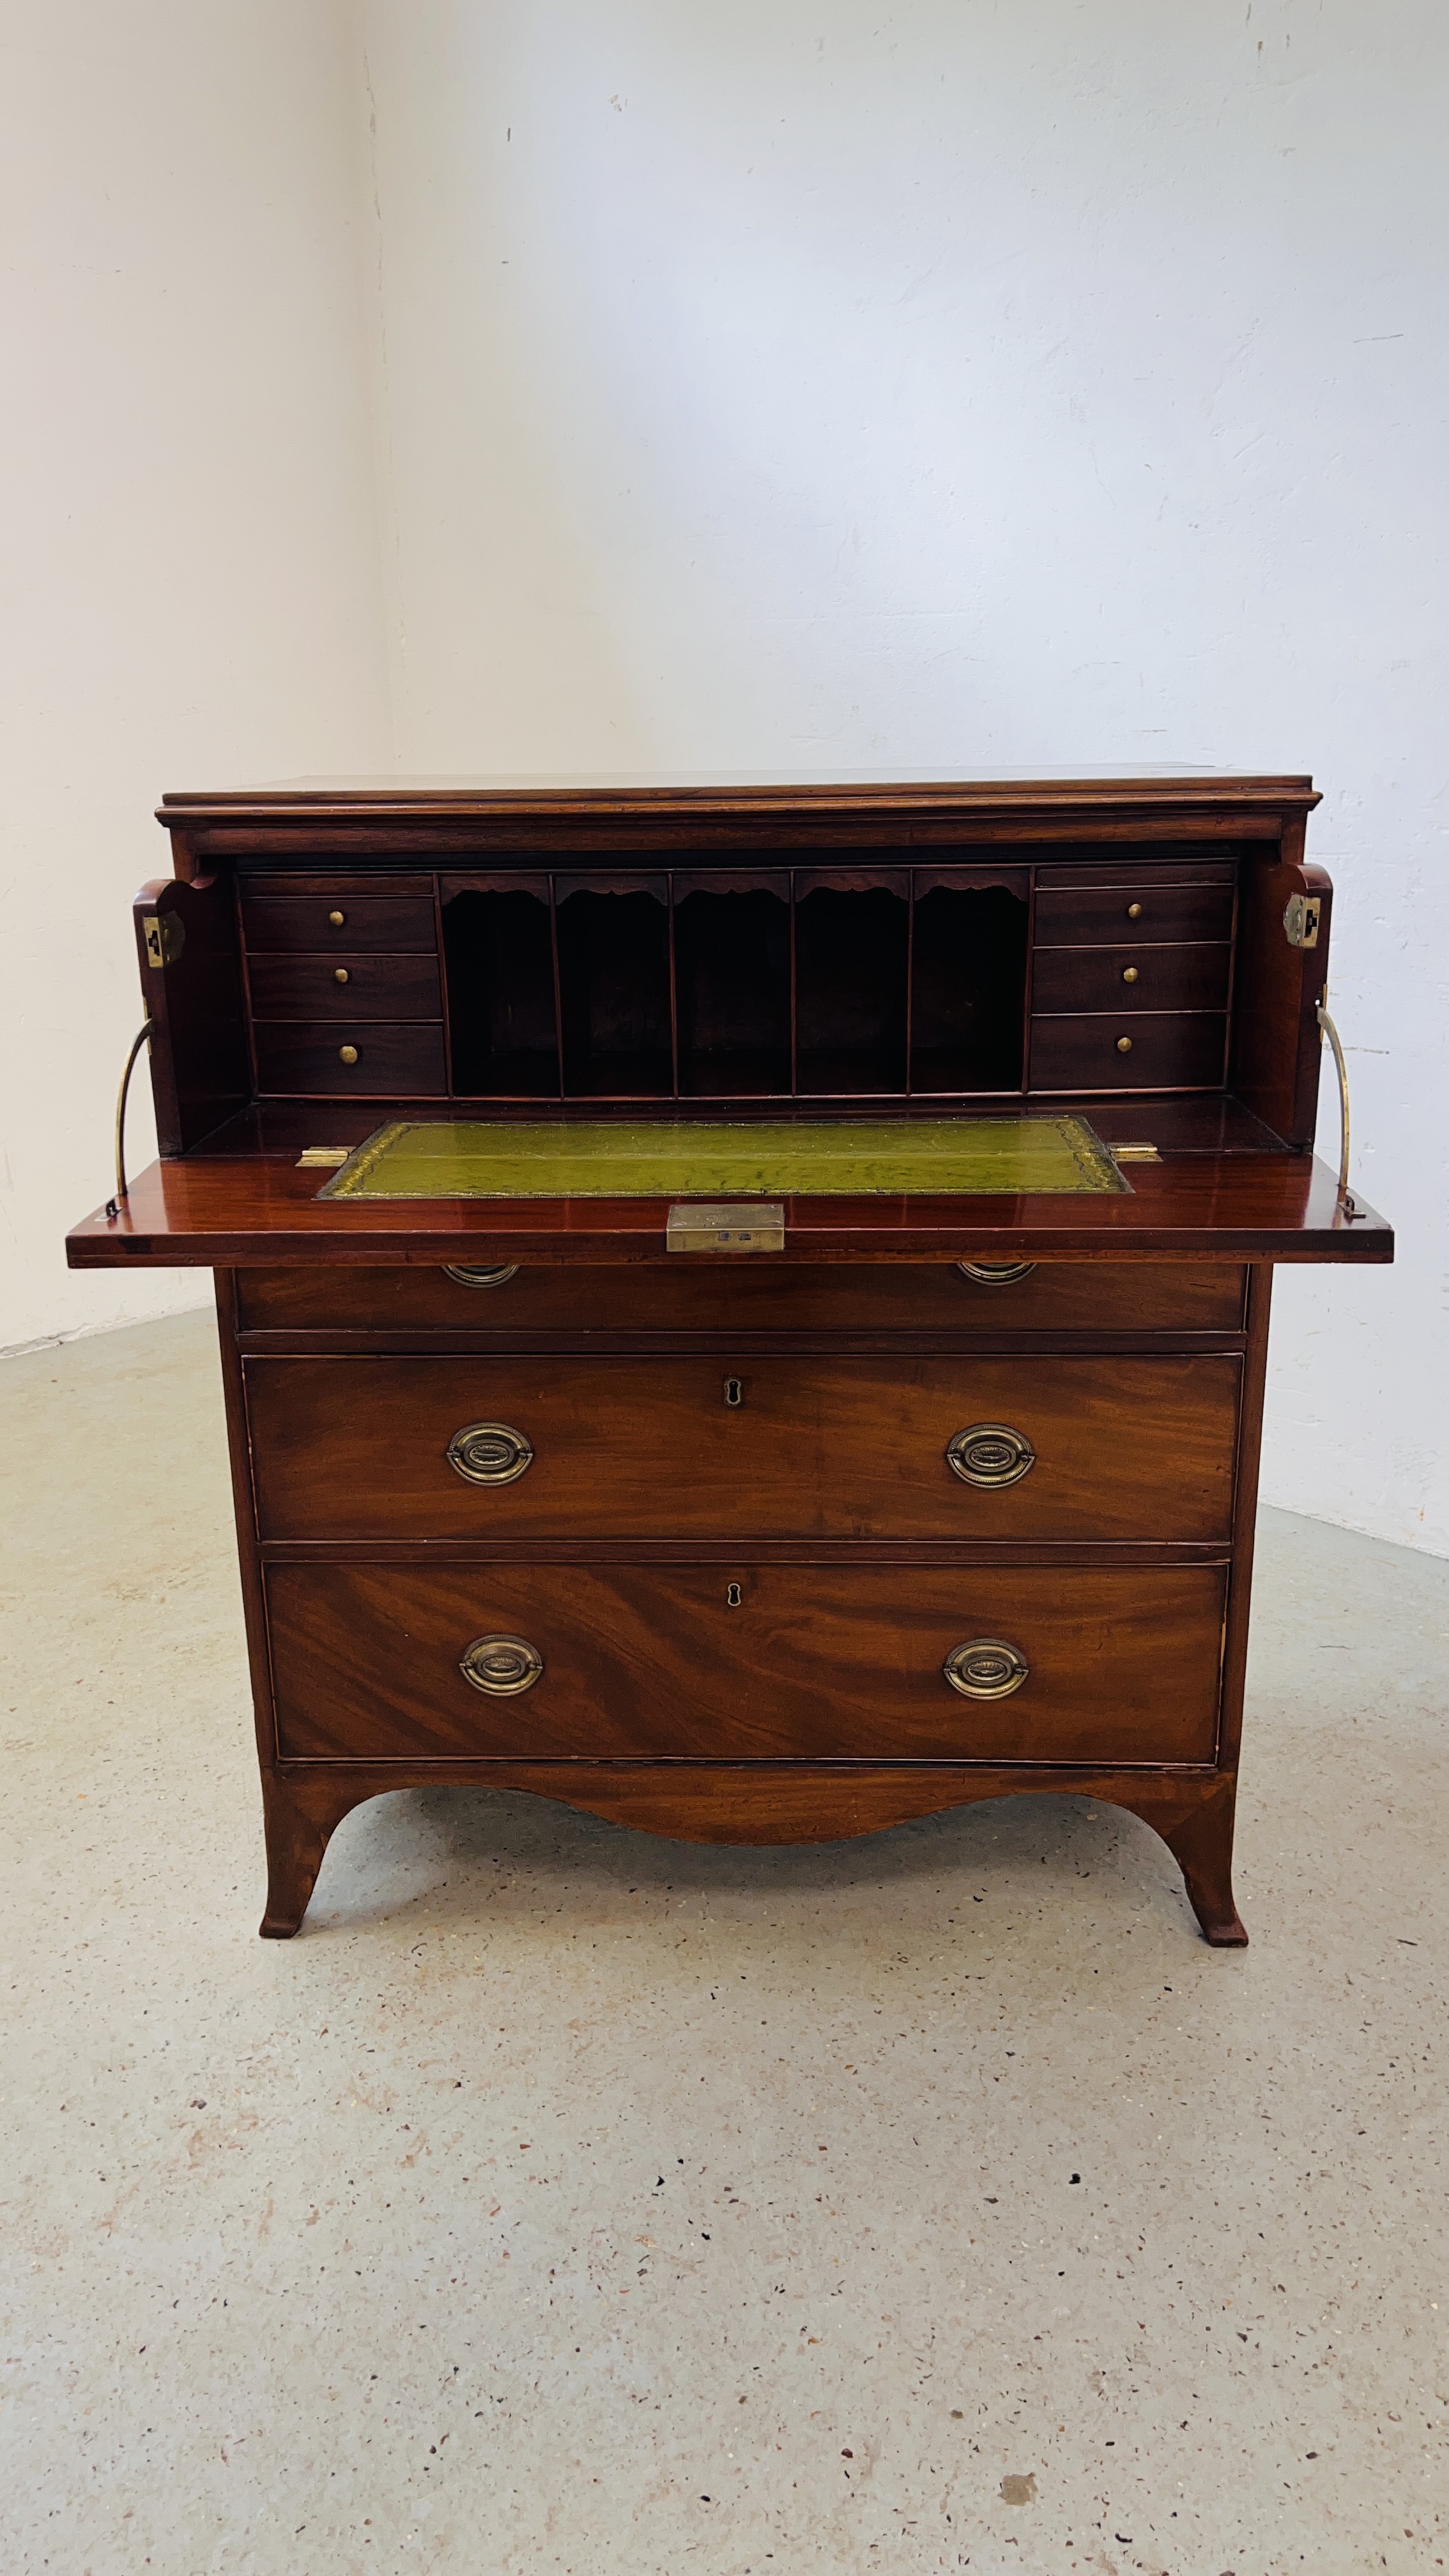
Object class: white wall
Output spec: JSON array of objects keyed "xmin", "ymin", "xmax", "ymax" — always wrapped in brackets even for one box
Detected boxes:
[
  {"xmin": 357, "ymin": 0, "xmax": 1448, "ymax": 1553},
  {"xmin": 0, "ymin": 0, "xmax": 390, "ymax": 1352},
  {"xmin": 5, "ymin": 1, "xmax": 1445, "ymax": 1555}
]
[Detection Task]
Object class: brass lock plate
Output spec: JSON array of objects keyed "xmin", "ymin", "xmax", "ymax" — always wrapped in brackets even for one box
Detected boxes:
[{"xmin": 667, "ymin": 1202, "xmax": 785, "ymax": 1253}]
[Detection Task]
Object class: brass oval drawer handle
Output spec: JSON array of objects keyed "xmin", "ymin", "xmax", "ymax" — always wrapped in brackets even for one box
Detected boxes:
[
  {"xmin": 447, "ymin": 1420, "xmax": 534, "ymax": 1485},
  {"xmin": 943, "ymin": 1637, "xmax": 1029, "ymax": 1700},
  {"xmin": 459, "ymin": 1634, "xmax": 543, "ymax": 1696},
  {"xmin": 956, "ymin": 1259, "xmax": 1037, "ymax": 1286},
  {"xmin": 443, "ymin": 1262, "xmax": 521, "ymax": 1289},
  {"xmin": 946, "ymin": 1422, "xmax": 1036, "ymax": 1488}
]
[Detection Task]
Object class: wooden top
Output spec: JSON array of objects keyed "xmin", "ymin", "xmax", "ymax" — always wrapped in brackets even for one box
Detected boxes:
[
  {"xmin": 157, "ymin": 770, "xmax": 1320, "ymax": 866},
  {"xmin": 68, "ymin": 1136, "xmax": 1391, "ymax": 1269}
]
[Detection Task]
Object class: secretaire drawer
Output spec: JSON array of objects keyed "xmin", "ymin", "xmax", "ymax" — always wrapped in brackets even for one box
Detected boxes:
[
  {"xmin": 243, "ymin": 1353, "xmax": 1242, "ymax": 1540},
  {"xmin": 1034, "ymin": 883, "xmax": 1236, "ymax": 946},
  {"xmin": 252, "ymin": 1023, "xmax": 447, "ymax": 1096},
  {"xmin": 266, "ymin": 1561, "xmax": 1227, "ymax": 1765},
  {"xmin": 247, "ymin": 954, "xmax": 443, "ymax": 1021},
  {"xmin": 1029, "ymin": 1015, "xmax": 1228, "ymax": 1092},
  {"xmin": 235, "ymin": 1261, "xmax": 1248, "ymax": 1340},
  {"xmin": 241, "ymin": 889, "xmax": 438, "ymax": 953},
  {"xmin": 1031, "ymin": 943, "xmax": 1230, "ymax": 1016}
]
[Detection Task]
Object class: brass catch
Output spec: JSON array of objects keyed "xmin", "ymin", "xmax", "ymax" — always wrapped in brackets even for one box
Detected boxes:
[
  {"xmin": 142, "ymin": 912, "xmax": 185, "ymax": 970},
  {"xmin": 1284, "ymin": 892, "xmax": 1321, "ymax": 949}
]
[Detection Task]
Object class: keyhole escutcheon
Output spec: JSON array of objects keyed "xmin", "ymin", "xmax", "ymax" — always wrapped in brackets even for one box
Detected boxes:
[
  {"xmin": 726, "ymin": 1581, "xmax": 743, "ymax": 1609},
  {"xmin": 723, "ymin": 1376, "xmax": 744, "ymax": 1407}
]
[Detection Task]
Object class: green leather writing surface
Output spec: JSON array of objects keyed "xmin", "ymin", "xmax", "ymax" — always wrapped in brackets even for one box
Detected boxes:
[{"xmin": 319, "ymin": 1115, "xmax": 1128, "ymax": 1200}]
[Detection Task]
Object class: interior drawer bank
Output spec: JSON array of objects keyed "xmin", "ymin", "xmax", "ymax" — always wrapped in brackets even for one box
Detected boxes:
[
  {"xmin": 266, "ymin": 1561, "xmax": 1228, "ymax": 1766},
  {"xmin": 236, "ymin": 1261, "xmax": 1248, "ymax": 1340},
  {"xmin": 244, "ymin": 1352, "xmax": 1242, "ymax": 1542}
]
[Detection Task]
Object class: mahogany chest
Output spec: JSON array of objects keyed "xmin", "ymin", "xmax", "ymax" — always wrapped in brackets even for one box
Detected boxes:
[{"xmin": 67, "ymin": 773, "xmax": 1392, "ymax": 1942}]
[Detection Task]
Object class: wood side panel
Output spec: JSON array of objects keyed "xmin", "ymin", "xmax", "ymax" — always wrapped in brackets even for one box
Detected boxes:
[
  {"xmin": 132, "ymin": 878, "xmax": 250, "ymax": 1154},
  {"xmin": 266, "ymin": 1561, "xmax": 1227, "ymax": 1765},
  {"xmin": 235, "ymin": 1259, "xmax": 1249, "ymax": 1338},
  {"xmin": 1217, "ymin": 1262, "xmax": 1273, "ymax": 1775},
  {"xmin": 1230, "ymin": 844, "xmax": 1331, "ymax": 1148},
  {"xmin": 243, "ymin": 1352, "xmax": 1241, "ymax": 1542},
  {"xmin": 212, "ymin": 1271, "xmax": 279, "ymax": 1772}
]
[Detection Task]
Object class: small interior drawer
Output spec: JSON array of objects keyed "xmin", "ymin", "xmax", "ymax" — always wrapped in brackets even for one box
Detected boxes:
[
  {"xmin": 252, "ymin": 1022, "xmax": 447, "ymax": 1096},
  {"xmin": 1034, "ymin": 884, "xmax": 1235, "ymax": 946},
  {"xmin": 243, "ymin": 1351, "xmax": 1242, "ymax": 1541},
  {"xmin": 1029, "ymin": 1014, "xmax": 1228, "ymax": 1091},
  {"xmin": 241, "ymin": 890, "xmax": 438, "ymax": 953},
  {"xmin": 247, "ymin": 954, "xmax": 443, "ymax": 1021},
  {"xmin": 1031, "ymin": 943, "xmax": 1230, "ymax": 1016},
  {"xmin": 266, "ymin": 1560, "xmax": 1227, "ymax": 1765}
]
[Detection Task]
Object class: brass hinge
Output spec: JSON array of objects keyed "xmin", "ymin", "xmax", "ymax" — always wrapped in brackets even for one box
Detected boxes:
[
  {"xmin": 142, "ymin": 912, "xmax": 186, "ymax": 970},
  {"xmin": 1283, "ymin": 892, "xmax": 1321, "ymax": 949}
]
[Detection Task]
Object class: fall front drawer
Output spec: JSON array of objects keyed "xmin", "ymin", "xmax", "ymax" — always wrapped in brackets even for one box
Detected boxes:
[
  {"xmin": 244, "ymin": 1353, "xmax": 1242, "ymax": 1540},
  {"xmin": 236, "ymin": 1259, "xmax": 1249, "ymax": 1340},
  {"xmin": 265, "ymin": 1561, "xmax": 1227, "ymax": 1765}
]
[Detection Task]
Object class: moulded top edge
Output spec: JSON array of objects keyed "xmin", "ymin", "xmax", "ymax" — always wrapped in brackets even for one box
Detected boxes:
[{"xmin": 157, "ymin": 769, "xmax": 1320, "ymax": 824}]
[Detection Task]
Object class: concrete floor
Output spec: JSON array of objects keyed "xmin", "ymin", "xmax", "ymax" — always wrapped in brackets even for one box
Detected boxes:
[{"xmin": 1, "ymin": 1311, "xmax": 1446, "ymax": 2576}]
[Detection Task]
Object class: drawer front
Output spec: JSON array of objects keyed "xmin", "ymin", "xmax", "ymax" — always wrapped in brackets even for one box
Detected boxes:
[
  {"xmin": 241, "ymin": 891, "xmax": 437, "ymax": 953},
  {"xmin": 1034, "ymin": 884, "xmax": 1235, "ymax": 946},
  {"xmin": 1031, "ymin": 942, "xmax": 1230, "ymax": 1016},
  {"xmin": 247, "ymin": 953, "xmax": 443, "ymax": 1022},
  {"xmin": 252, "ymin": 1022, "xmax": 447, "ymax": 1096},
  {"xmin": 1030, "ymin": 1014, "xmax": 1227, "ymax": 1091},
  {"xmin": 245, "ymin": 1353, "xmax": 1241, "ymax": 1540},
  {"xmin": 266, "ymin": 1561, "xmax": 1227, "ymax": 1764},
  {"xmin": 235, "ymin": 1261, "xmax": 1248, "ymax": 1340}
]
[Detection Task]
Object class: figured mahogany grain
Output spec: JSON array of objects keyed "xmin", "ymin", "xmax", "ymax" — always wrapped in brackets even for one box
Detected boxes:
[
  {"xmin": 266, "ymin": 1560, "xmax": 1227, "ymax": 1765},
  {"xmin": 245, "ymin": 1351, "xmax": 1241, "ymax": 1543}
]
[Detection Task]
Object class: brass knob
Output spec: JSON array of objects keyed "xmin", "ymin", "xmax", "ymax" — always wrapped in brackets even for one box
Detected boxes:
[
  {"xmin": 943, "ymin": 1637, "xmax": 1029, "ymax": 1700},
  {"xmin": 447, "ymin": 1420, "xmax": 533, "ymax": 1485},
  {"xmin": 1121, "ymin": 965, "xmax": 1138, "ymax": 984},
  {"xmin": 339, "ymin": 1044, "xmax": 359, "ymax": 1066},
  {"xmin": 443, "ymin": 1263, "xmax": 520, "ymax": 1289},
  {"xmin": 1126, "ymin": 901, "xmax": 1143, "ymax": 920},
  {"xmin": 1116, "ymin": 1036, "xmax": 1133, "ymax": 1054},
  {"xmin": 947, "ymin": 1422, "xmax": 1036, "ymax": 1488},
  {"xmin": 334, "ymin": 967, "xmax": 349, "ymax": 984},
  {"xmin": 459, "ymin": 1634, "xmax": 543, "ymax": 1697},
  {"xmin": 328, "ymin": 908, "xmax": 346, "ymax": 926},
  {"xmin": 956, "ymin": 1260, "xmax": 1037, "ymax": 1286}
]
